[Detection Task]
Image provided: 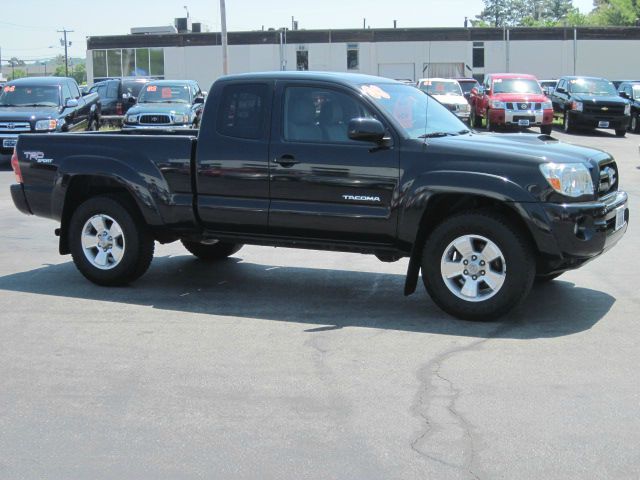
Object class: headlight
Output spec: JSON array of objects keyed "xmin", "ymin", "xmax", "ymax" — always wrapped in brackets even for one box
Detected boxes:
[
  {"xmin": 571, "ymin": 101, "xmax": 583, "ymax": 112},
  {"xmin": 459, "ymin": 104, "xmax": 470, "ymax": 112},
  {"xmin": 126, "ymin": 115, "xmax": 138, "ymax": 123},
  {"xmin": 490, "ymin": 100, "xmax": 506, "ymax": 109},
  {"xmin": 624, "ymin": 104, "xmax": 631, "ymax": 115},
  {"xmin": 542, "ymin": 101, "xmax": 553, "ymax": 110},
  {"xmin": 539, "ymin": 163, "xmax": 594, "ymax": 198},
  {"xmin": 173, "ymin": 114, "xmax": 189, "ymax": 124},
  {"xmin": 35, "ymin": 119, "xmax": 57, "ymax": 131}
]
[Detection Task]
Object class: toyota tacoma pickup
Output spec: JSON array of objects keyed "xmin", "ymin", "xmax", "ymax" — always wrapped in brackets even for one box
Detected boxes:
[
  {"xmin": 9, "ymin": 72, "xmax": 629, "ymax": 321},
  {"xmin": 0, "ymin": 76, "xmax": 100, "ymax": 162},
  {"xmin": 470, "ymin": 73, "xmax": 554, "ymax": 134}
]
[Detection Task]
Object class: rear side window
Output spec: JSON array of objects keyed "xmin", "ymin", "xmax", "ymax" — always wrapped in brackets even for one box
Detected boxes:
[
  {"xmin": 107, "ymin": 82, "xmax": 119, "ymax": 98},
  {"xmin": 216, "ymin": 84, "xmax": 268, "ymax": 140}
]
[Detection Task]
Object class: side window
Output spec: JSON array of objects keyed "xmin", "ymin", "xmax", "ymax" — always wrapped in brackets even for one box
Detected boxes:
[
  {"xmin": 216, "ymin": 83, "xmax": 268, "ymax": 140},
  {"xmin": 107, "ymin": 82, "xmax": 119, "ymax": 99},
  {"xmin": 283, "ymin": 86, "xmax": 372, "ymax": 144},
  {"xmin": 62, "ymin": 83, "xmax": 72, "ymax": 103},
  {"xmin": 70, "ymin": 82, "xmax": 81, "ymax": 99}
]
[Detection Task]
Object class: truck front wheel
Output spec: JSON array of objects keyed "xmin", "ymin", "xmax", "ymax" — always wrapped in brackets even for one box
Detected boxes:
[
  {"xmin": 181, "ymin": 240, "xmax": 243, "ymax": 261},
  {"xmin": 69, "ymin": 196, "xmax": 155, "ymax": 286},
  {"xmin": 421, "ymin": 212, "xmax": 535, "ymax": 321}
]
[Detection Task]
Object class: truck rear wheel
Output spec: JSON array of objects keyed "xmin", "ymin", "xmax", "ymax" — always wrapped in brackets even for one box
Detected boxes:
[
  {"xmin": 181, "ymin": 240, "xmax": 243, "ymax": 261},
  {"xmin": 421, "ymin": 211, "xmax": 535, "ymax": 321},
  {"xmin": 69, "ymin": 196, "xmax": 155, "ymax": 286}
]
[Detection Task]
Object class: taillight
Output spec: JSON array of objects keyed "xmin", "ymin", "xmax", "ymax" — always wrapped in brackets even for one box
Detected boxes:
[
  {"xmin": 116, "ymin": 102, "xmax": 123, "ymax": 115},
  {"xmin": 11, "ymin": 148, "xmax": 22, "ymax": 184}
]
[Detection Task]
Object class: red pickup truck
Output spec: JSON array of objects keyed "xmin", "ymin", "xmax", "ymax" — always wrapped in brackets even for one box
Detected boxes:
[{"xmin": 470, "ymin": 73, "xmax": 554, "ymax": 134}]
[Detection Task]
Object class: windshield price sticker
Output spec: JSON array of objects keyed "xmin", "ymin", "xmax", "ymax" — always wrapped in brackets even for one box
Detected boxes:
[
  {"xmin": 147, "ymin": 86, "xmax": 157, "ymax": 92},
  {"xmin": 161, "ymin": 88, "xmax": 173, "ymax": 98},
  {"xmin": 4, "ymin": 86, "xmax": 15, "ymax": 93}
]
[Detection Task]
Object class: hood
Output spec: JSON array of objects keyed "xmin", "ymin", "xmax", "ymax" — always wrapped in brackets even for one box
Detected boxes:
[
  {"xmin": 432, "ymin": 94, "xmax": 469, "ymax": 106},
  {"xmin": 433, "ymin": 132, "xmax": 610, "ymax": 166},
  {"xmin": 492, "ymin": 93, "xmax": 549, "ymax": 103},
  {"xmin": 571, "ymin": 93, "xmax": 627, "ymax": 105},
  {"xmin": 127, "ymin": 103, "xmax": 192, "ymax": 115},
  {"xmin": 0, "ymin": 105, "xmax": 60, "ymax": 122}
]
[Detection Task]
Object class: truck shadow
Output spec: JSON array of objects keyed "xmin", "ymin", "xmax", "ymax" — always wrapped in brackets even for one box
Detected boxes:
[{"xmin": 0, "ymin": 255, "xmax": 614, "ymax": 339}]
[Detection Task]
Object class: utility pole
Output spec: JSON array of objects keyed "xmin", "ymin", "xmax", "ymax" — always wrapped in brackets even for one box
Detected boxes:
[
  {"xmin": 219, "ymin": 0, "xmax": 229, "ymax": 75},
  {"xmin": 57, "ymin": 28, "xmax": 74, "ymax": 77}
]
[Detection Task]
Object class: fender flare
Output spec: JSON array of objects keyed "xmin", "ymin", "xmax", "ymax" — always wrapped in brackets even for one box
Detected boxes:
[{"xmin": 399, "ymin": 170, "xmax": 541, "ymax": 296}]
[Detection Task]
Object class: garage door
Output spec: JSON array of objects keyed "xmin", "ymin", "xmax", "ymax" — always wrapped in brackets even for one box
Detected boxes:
[{"xmin": 377, "ymin": 63, "xmax": 415, "ymax": 82}]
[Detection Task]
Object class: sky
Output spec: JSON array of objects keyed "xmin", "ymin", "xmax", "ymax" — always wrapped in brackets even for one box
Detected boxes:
[{"xmin": 0, "ymin": 0, "xmax": 596, "ymax": 63}]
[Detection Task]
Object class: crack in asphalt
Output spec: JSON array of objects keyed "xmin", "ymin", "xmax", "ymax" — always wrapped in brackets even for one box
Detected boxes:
[{"xmin": 411, "ymin": 322, "xmax": 518, "ymax": 479}]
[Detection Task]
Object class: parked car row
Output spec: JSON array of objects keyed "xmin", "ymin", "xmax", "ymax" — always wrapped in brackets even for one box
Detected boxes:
[{"xmin": 0, "ymin": 76, "xmax": 101, "ymax": 158}]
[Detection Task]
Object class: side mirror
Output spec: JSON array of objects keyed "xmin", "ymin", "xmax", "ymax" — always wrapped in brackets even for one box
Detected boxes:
[
  {"xmin": 128, "ymin": 96, "xmax": 137, "ymax": 104},
  {"xmin": 194, "ymin": 96, "xmax": 205, "ymax": 104},
  {"xmin": 65, "ymin": 98, "xmax": 79, "ymax": 108},
  {"xmin": 619, "ymin": 91, "xmax": 629, "ymax": 99},
  {"xmin": 555, "ymin": 87, "xmax": 565, "ymax": 94},
  {"xmin": 348, "ymin": 118, "xmax": 386, "ymax": 143}
]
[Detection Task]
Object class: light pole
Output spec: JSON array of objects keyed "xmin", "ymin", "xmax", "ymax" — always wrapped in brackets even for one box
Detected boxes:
[
  {"xmin": 220, "ymin": 0, "xmax": 229, "ymax": 75},
  {"xmin": 57, "ymin": 28, "xmax": 74, "ymax": 77}
]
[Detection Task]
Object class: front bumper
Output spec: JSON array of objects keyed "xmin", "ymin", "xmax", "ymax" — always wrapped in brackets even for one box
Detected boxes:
[
  {"xmin": 536, "ymin": 190, "xmax": 629, "ymax": 271},
  {"xmin": 568, "ymin": 111, "xmax": 630, "ymax": 130},
  {"xmin": 489, "ymin": 108, "xmax": 554, "ymax": 127},
  {"xmin": 122, "ymin": 123, "xmax": 193, "ymax": 131}
]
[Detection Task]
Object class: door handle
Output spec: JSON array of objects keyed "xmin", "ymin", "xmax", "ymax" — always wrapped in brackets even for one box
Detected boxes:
[{"xmin": 273, "ymin": 154, "xmax": 299, "ymax": 167}]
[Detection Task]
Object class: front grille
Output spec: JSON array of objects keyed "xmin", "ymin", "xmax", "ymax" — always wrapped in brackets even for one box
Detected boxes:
[
  {"xmin": 583, "ymin": 104, "xmax": 625, "ymax": 116},
  {"xmin": 507, "ymin": 102, "xmax": 541, "ymax": 111},
  {"xmin": 598, "ymin": 160, "xmax": 618, "ymax": 197},
  {"xmin": 0, "ymin": 121, "xmax": 31, "ymax": 133},
  {"xmin": 139, "ymin": 114, "xmax": 171, "ymax": 125},
  {"xmin": 445, "ymin": 104, "xmax": 457, "ymax": 112}
]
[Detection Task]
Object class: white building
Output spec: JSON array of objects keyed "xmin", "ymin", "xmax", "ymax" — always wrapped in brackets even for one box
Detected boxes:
[{"xmin": 86, "ymin": 26, "xmax": 640, "ymax": 89}]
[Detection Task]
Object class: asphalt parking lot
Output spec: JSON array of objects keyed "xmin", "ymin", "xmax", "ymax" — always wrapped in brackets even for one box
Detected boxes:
[{"xmin": 0, "ymin": 128, "xmax": 638, "ymax": 480}]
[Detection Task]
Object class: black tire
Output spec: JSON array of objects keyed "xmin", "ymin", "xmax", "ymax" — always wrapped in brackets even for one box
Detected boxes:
[
  {"xmin": 630, "ymin": 114, "xmax": 639, "ymax": 133},
  {"xmin": 615, "ymin": 128, "xmax": 626, "ymax": 137},
  {"xmin": 181, "ymin": 240, "xmax": 243, "ymax": 261},
  {"xmin": 563, "ymin": 110, "xmax": 574, "ymax": 133},
  {"xmin": 535, "ymin": 272, "xmax": 563, "ymax": 283},
  {"xmin": 540, "ymin": 124, "xmax": 552, "ymax": 135},
  {"xmin": 69, "ymin": 196, "xmax": 154, "ymax": 286},
  {"xmin": 421, "ymin": 211, "xmax": 535, "ymax": 321},
  {"xmin": 471, "ymin": 108, "xmax": 483, "ymax": 128},
  {"xmin": 87, "ymin": 116, "xmax": 99, "ymax": 131}
]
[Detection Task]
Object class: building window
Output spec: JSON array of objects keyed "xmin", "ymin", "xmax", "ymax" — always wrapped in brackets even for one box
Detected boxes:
[
  {"xmin": 472, "ymin": 41, "xmax": 485, "ymax": 69},
  {"xmin": 91, "ymin": 47, "xmax": 164, "ymax": 81},
  {"xmin": 296, "ymin": 47, "xmax": 308, "ymax": 71},
  {"xmin": 92, "ymin": 50, "xmax": 107, "ymax": 78},
  {"xmin": 347, "ymin": 43, "xmax": 359, "ymax": 70}
]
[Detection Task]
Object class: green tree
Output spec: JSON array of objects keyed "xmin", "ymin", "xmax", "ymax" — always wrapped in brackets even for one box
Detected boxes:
[
  {"xmin": 475, "ymin": 0, "xmax": 512, "ymax": 27},
  {"xmin": 10, "ymin": 69, "xmax": 27, "ymax": 80},
  {"xmin": 71, "ymin": 64, "xmax": 86, "ymax": 84},
  {"xmin": 591, "ymin": 0, "xmax": 640, "ymax": 25},
  {"xmin": 54, "ymin": 64, "xmax": 66, "ymax": 77}
]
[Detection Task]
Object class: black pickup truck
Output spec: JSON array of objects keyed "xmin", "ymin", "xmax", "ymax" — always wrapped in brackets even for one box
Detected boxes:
[
  {"xmin": 551, "ymin": 76, "xmax": 631, "ymax": 136},
  {"xmin": 0, "ymin": 76, "xmax": 101, "ymax": 161},
  {"xmin": 10, "ymin": 72, "xmax": 629, "ymax": 320}
]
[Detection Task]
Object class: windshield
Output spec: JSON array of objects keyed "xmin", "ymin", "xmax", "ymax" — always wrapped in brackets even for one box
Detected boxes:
[
  {"xmin": 360, "ymin": 83, "xmax": 468, "ymax": 139},
  {"xmin": 0, "ymin": 85, "xmax": 60, "ymax": 107},
  {"xmin": 633, "ymin": 86, "xmax": 640, "ymax": 100},
  {"xmin": 419, "ymin": 80, "xmax": 463, "ymax": 96},
  {"xmin": 458, "ymin": 81, "xmax": 477, "ymax": 94},
  {"xmin": 138, "ymin": 84, "xmax": 191, "ymax": 104},
  {"xmin": 493, "ymin": 78, "xmax": 542, "ymax": 95},
  {"xmin": 569, "ymin": 78, "xmax": 617, "ymax": 96}
]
